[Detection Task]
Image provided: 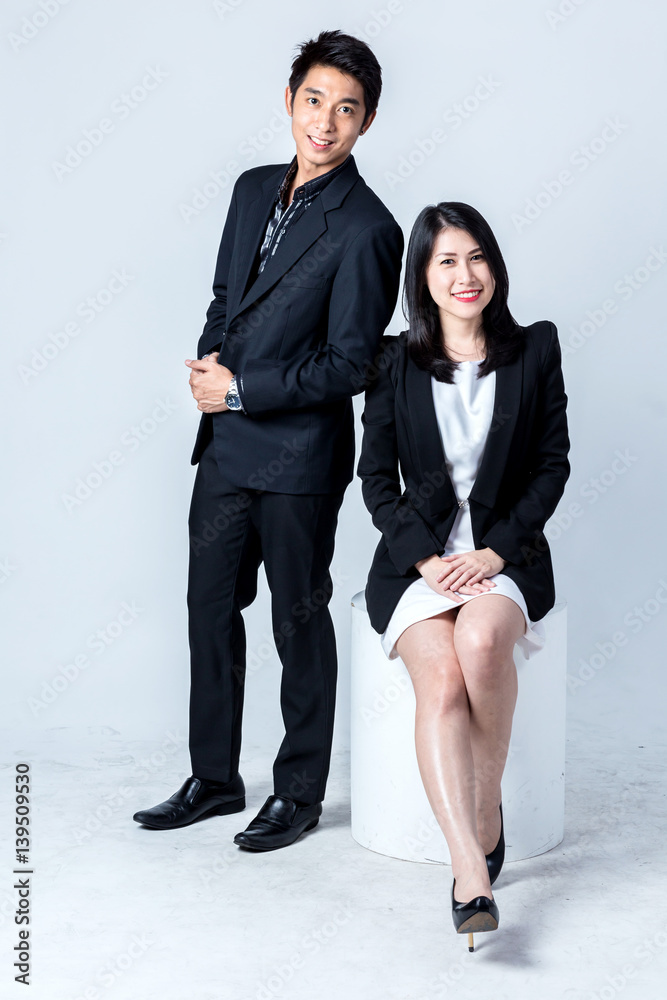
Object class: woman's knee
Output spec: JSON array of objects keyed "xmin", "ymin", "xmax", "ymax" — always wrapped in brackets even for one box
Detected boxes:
[
  {"xmin": 457, "ymin": 622, "xmax": 500, "ymax": 660},
  {"xmin": 454, "ymin": 620, "xmax": 516, "ymax": 678},
  {"xmin": 411, "ymin": 659, "xmax": 468, "ymax": 717}
]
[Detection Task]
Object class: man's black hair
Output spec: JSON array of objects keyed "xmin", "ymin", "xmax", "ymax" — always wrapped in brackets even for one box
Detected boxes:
[{"xmin": 288, "ymin": 29, "xmax": 382, "ymax": 123}]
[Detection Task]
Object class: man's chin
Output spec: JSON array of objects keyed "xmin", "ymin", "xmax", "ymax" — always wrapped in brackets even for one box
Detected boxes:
[{"xmin": 298, "ymin": 140, "xmax": 344, "ymax": 166}]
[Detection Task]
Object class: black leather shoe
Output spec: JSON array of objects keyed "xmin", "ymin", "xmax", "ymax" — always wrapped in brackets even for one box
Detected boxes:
[
  {"xmin": 233, "ymin": 794, "xmax": 321, "ymax": 851},
  {"xmin": 485, "ymin": 802, "xmax": 505, "ymax": 886},
  {"xmin": 133, "ymin": 774, "xmax": 245, "ymax": 829},
  {"xmin": 451, "ymin": 878, "xmax": 499, "ymax": 952}
]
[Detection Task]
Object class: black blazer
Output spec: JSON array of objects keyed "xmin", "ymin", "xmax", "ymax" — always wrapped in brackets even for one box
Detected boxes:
[
  {"xmin": 191, "ymin": 155, "xmax": 404, "ymax": 494},
  {"xmin": 357, "ymin": 322, "xmax": 570, "ymax": 633}
]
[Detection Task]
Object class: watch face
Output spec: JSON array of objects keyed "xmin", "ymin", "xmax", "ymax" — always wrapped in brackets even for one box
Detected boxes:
[{"xmin": 226, "ymin": 393, "xmax": 242, "ymax": 410}]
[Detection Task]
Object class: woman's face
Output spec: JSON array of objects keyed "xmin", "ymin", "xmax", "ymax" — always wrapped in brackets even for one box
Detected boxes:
[{"xmin": 425, "ymin": 227, "xmax": 496, "ymax": 327}]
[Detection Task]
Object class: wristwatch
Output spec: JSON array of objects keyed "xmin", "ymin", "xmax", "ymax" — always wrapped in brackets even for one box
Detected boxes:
[{"xmin": 225, "ymin": 374, "xmax": 243, "ymax": 411}]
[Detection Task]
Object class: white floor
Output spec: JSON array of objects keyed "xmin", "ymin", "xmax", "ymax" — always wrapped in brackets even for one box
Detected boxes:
[{"xmin": 1, "ymin": 723, "xmax": 665, "ymax": 1000}]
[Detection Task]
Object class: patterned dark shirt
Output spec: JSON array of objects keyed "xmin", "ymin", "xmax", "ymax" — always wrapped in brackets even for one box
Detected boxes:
[
  {"xmin": 256, "ymin": 153, "xmax": 351, "ymax": 275},
  {"xmin": 235, "ymin": 154, "xmax": 351, "ymax": 412}
]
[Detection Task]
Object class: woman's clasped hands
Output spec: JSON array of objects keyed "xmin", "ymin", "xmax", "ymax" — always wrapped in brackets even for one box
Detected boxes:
[{"xmin": 415, "ymin": 547, "xmax": 506, "ymax": 602}]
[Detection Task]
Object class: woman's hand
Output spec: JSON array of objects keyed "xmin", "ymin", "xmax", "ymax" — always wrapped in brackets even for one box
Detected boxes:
[
  {"xmin": 435, "ymin": 547, "xmax": 505, "ymax": 592},
  {"xmin": 415, "ymin": 554, "xmax": 497, "ymax": 602}
]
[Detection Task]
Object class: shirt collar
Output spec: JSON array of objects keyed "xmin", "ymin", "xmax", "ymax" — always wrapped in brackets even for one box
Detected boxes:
[{"xmin": 277, "ymin": 154, "xmax": 352, "ymax": 209}]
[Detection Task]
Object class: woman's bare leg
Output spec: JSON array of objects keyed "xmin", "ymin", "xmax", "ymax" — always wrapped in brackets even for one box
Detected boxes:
[
  {"xmin": 395, "ymin": 611, "xmax": 492, "ymax": 903},
  {"xmin": 453, "ymin": 595, "xmax": 525, "ymax": 863}
]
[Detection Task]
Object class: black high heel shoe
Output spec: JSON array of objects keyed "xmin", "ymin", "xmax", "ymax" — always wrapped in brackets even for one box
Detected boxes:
[
  {"xmin": 451, "ymin": 878, "xmax": 499, "ymax": 952},
  {"xmin": 485, "ymin": 802, "xmax": 505, "ymax": 886}
]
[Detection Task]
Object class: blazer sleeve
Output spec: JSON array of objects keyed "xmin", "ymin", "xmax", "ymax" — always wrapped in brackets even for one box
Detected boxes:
[
  {"xmin": 237, "ymin": 219, "xmax": 404, "ymax": 415},
  {"xmin": 357, "ymin": 340, "xmax": 443, "ymax": 576},
  {"xmin": 196, "ymin": 181, "xmax": 239, "ymax": 359},
  {"xmin": 481, "ymin": 322, "xmax": 570, "ymax": 565}
]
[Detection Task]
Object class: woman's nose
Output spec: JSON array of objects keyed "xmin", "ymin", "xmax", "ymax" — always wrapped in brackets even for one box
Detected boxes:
[{"xmin": 456, "ymin": 262, "xmax": 474, "ymax": 284}]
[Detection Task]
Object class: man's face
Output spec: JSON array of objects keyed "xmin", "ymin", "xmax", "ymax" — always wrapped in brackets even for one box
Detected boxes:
[{"xmin": 285, "ymin": 63, "xmax": 375, "ymax": 177}]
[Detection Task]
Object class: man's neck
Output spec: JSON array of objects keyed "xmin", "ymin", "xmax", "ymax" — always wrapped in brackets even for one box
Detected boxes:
[{"xmin": 285, "ymin": 153, "xmax": 349, "ymax": 206}]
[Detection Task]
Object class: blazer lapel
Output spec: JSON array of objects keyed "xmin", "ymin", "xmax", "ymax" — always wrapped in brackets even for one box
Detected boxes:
[
  {"xmin": 404, "ymin": 344, "xmax": 524, "ymax": 516},
  {"xmin": 234, "ymin": 197, "xmax": 328, "ymax": 318},
  {"xmin": 469, "ymin": 346, "xmax": 524, "ymax": 508},
  {"xmin": 404, "ymin": 358, "xmax": 458, "ymax": 515},
  {"xmin": 229, "ymin": 166, "xmax": 285, "ymax": 322},
  {"xmin": 230, "ymin": 156, "xmax": 361, "ymax": 323}
]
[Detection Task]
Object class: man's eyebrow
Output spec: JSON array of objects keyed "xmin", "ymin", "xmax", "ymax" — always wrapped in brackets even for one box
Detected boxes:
[{"xmin": 304, "ymin": 87, "xmax": 360, "ymax": 106}]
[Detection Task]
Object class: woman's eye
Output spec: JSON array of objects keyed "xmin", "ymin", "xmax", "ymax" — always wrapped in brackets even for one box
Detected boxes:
[{"xmin": 471, "ymin": 254, "xmax": 485, "ymax": 261}]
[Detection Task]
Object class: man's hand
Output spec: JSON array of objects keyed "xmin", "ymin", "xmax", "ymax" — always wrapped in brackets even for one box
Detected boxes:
[
  {"xmin": 185, "ymin": 353, "xmax": 233, "ymax": 413},
  {"xmin": 435, "ymin": 547, "xmax": 505, "ymax": 592}
]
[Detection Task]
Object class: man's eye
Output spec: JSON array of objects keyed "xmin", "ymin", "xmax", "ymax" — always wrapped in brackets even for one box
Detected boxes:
[{"xmin": 340, "ymin": 106, "xmax": 352, "ymax": 114}]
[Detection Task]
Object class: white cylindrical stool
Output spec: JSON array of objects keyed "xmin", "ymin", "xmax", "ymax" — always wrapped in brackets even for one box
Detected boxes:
[{"xmin": 350, "ymin": 591, "xmax": 567, "ymax": 864}]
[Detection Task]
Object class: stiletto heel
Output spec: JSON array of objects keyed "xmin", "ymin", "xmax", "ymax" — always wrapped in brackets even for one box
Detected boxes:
[
  {"xmin": 485, "ymin": 802, "xmax": 505, "ymax": 886},
  {"xmin": 451, "ymin": 878, "xmax": 499, "ymax": 952}
]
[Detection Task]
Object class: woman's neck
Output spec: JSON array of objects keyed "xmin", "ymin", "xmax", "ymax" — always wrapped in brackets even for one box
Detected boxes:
[{"xmin": 439, "ymin": 314, "xmax": 486, "ymax": 360}]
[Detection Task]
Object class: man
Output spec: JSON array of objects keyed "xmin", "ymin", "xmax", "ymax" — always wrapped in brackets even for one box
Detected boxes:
[{"xmin": 133, "ymin": 30, "xmax": 403, "ymax": 850}]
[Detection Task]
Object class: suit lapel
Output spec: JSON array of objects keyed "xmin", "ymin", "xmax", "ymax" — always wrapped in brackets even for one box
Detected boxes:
[
  {"xmin": 404, "ymin": 343, "xmax": 524, "ymax": 515},
  {"xmin": 229, "ymin": 156, "xmax": 360, "ymax": 323},
  {"xmin": 469, "ymin": 346, "xmax": 524, "ymax": 508},
  {"xmin": 233, "ymin": 198, "xmax": 329, "ymax": 318},
  {"xmin": 229, "ymin": 166, "xmax": 285, "ymax": 322},
  {"xmin": 404, "ymin": 357, "xmax": 458, "ymax": 514}
]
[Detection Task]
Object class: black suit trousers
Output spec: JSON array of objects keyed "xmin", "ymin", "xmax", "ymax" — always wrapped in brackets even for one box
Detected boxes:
[{"xmin": 187, "ymin": 437, "xmax": 345, "ymax": 805}]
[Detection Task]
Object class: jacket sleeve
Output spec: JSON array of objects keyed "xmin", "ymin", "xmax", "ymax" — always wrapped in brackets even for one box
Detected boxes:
[
  {"xmin": 481, "ymin": 323, "xmax": 571, "ymax": 565},
  {"xmin": 357, "ymin": 339, "xmax": 442, "ymax": 576},
  {"xmin": 238, "ymin": 219, "xmax": 404, "ymax": 415},
  {"xmin": 196, "ymin": 181, "xmax": 239, "ymax": 359}
]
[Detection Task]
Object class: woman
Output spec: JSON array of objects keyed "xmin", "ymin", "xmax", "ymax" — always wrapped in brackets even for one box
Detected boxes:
[{"xmin": 358, "ymin": 202, "xmax": 570, "ymax": 950}]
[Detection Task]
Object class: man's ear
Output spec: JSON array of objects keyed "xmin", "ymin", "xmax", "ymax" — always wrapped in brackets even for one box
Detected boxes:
[
  {"xmin": 360, "ymin": 108, "xmax": 378, "ymax": 135},
  {"xmin": 284, "ymin": 84, "xmax": 294, "ymax": 117}
]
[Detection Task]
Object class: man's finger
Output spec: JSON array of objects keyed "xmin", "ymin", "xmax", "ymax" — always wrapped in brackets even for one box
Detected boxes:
[{"xmin": 185, "ymin": 358, "xmax": 216, "ymax": 372}]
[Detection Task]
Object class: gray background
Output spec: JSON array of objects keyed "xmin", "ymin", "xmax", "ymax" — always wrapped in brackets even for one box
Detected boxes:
[{"xmin": 2, "ymin": 0, "xmax": 665, "ymax": 752}]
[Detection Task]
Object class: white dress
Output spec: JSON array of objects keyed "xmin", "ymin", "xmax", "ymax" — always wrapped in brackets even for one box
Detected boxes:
[{"xmin": 381, "ymin": 361, "xmax": 545, "ymax": 660}]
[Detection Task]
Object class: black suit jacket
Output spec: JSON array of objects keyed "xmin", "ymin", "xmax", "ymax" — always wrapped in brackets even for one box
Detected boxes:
[
  {"xmin": 191, "ymin": 155, "xmax": 404, "ymax": 494},
  {"xmin": 357, "ymin": 322, "xmax": 570, "ymax": 633}
]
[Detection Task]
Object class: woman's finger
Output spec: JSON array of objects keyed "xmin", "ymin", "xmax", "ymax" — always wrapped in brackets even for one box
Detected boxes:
[
  {"xmin": 449, "ymin": 566, "xmax": 474, "ymax": 590},
  {"xmin": 438, "ymin": 570, "xmax": 460, "ymax": 590}
]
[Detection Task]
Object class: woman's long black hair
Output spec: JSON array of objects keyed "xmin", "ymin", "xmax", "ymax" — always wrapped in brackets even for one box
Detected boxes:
[{"xmin": 403, "ymin": 202, "xmax": 522, "ymax": 382}]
